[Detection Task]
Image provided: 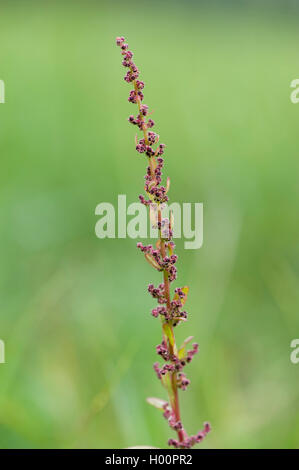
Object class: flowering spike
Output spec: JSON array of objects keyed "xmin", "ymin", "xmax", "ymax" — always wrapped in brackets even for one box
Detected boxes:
[{"xmin": 115, "ymin": 35, "xmax": 210, "ymax": 449}]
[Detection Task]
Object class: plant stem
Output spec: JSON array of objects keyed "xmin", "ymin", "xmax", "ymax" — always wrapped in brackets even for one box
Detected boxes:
[
  {"xmin": 134, "ymin": 78, "xmax": 183, "ymax": 444},
  {"xmin": 159, "ymin": 210, "xmax": 184, "ymax": 444}
]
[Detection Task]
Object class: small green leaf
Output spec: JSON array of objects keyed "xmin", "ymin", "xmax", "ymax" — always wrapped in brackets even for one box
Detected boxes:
[
  {"xmin": 180, "ymin": 336, "xmax": 194, "ymax": 348},
  {"xmin": 163, "ymin": 322, "xmax": 178, "ymax": 355},
  {"xmin": 145, "ymin": 253, "xmax": 162, "ymax": 271},
  {"xmin": 163, "ymin": 322, "xmax": 174, "ymax": 347},
  {"xmin": 178, "ymin": 348, "xmax": 185, "ymax": 359},
  {"xmin": 169, "ymin": 210, "xmax": 174, "ymax": 230},
  {"xmin": 146, "ymin": 397, "xmax": 167, "ymax": 410},
  {"xmin": 178, "ymin": 336, "xmax": 194, "ymax": 359},
  {"xmin": 174, "ymin": 316, "xmax": 187, "ymax": 324},
  {"xmin": 173, "ymin": 286, "xmax": 189, "ymax": 306},
  {"xmin": 166, "ymin": 177, "xmax": 171, "ymax": 193}
]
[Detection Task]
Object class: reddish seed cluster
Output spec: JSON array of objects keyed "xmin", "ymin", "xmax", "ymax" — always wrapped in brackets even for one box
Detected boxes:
[
  {"xmin": 147, "ymin": 283, "xmax": 166, "ymax": 304},
  {"xmin": 143, "ymin": 156, "xmax": 168, "ymax": 204},
  {"xmin": 116, "ymin": 36, "xmax": 168, "ymax": 205},
  {"xmin": 162, "ymin": 404, "xmax": 183, "ymax": 431},
  {"xmin": 177, "ymin": 372, "xmax": 190, "ymax": 391},
  {"xmin": 162, "ymin": 403, "xmax": 211, "ymax": 449},
  {"xmin": 168, "ymin": 422, "xmax": 211, "ymax": 449},
  {"xmin": 116, "ymin": 36, "xmax": 210, "ymax": 449},
  {"xmin": 137, "ymin": 243, "xmax": 178, "ymax": 283},
  {"xmin": 153, "ymin": 343, "xmax": 198, "ymax": 380},
  {"xmin": 147, "ymin": 281, "xmax": 189, "ymax": 323},
  {"xmin": 156, "ymin": 339, "xmax": 169, "ymax": 361}
]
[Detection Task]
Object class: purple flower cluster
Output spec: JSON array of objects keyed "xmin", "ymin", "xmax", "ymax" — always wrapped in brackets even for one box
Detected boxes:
[
  {"xmin": 137, "ymin": 243, "xmax": 178, "ymax": 283},
  {"xmin": 162, "ymin": 403, "xmax": 211, "ymax": 449},
  {"xmin": 168, "ymin": 422, "xmax": 211, "ymax": 449},
  {"xmin": 153, "ymin": 342, "xmax": 198, "ymax": 380},
  {"xmin": 177, "ymin": 372, "xmax": 190, "ymax": 391},
  {"xmin": 142, "ymin": 156, "xmax": 168, "ymax": 204},
  {"xmin": 146, "ymin": 280, "xmax": 189, "ymax": 323},
  {"xmin": 156, "ymin": 339, "xmax": 169, "ymax": 360},
  {"xmin": 162, "ymin": 403, "xmax": 183, "ymax": 432},
  {"xmin": 116, "ymin": 36, "xmax": 168, "ymax": 205},
  {"xmin": 116, "ymin": 35, "xmax": 210, "ymax": 450}
]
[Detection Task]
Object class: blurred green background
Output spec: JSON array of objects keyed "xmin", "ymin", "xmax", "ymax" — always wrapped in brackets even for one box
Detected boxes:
[{"xmin": 0, "ymin": 0, "xmax": 299, "ymax": 449}]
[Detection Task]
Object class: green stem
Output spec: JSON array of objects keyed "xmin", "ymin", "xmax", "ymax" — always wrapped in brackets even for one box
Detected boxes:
[
  {"xmin": 133, "ymin": 77, "xmax": 184, "ymax": 444},
  {"xmin": 159, "ymin": 211, "xmax": 184, "ymax": 444}
]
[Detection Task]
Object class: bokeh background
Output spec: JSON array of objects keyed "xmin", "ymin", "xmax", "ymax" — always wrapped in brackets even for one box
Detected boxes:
[{"xmin": 0, "ymin": 0, "xmax": 299, "ymax": 449}]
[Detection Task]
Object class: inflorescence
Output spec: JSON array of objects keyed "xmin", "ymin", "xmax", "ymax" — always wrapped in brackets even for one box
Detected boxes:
[{"xmin": 116, "ymin": 35, "xmax": 210, "ymax": 449}]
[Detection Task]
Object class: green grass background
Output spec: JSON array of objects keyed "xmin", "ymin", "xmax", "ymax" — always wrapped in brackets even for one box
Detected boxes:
[{"xmin": 0, "ymin": 0, "xmax": 299, "ymax": 448}]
